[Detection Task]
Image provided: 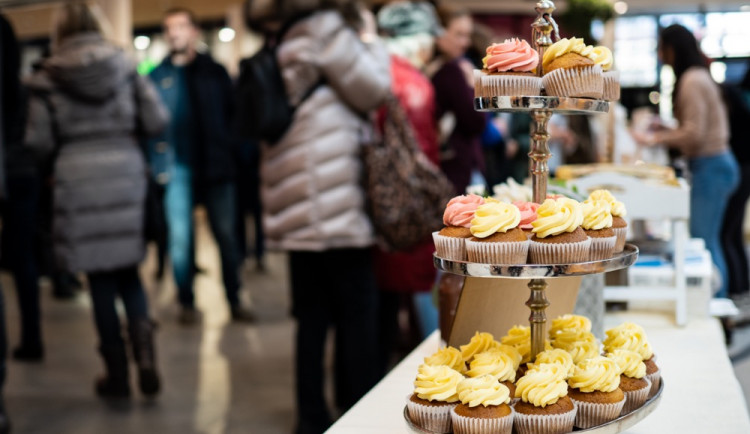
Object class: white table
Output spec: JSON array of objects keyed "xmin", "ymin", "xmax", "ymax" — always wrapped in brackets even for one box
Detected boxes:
[{"xmin": 328, "ymin": 311, "xmax": 750, "ymax": 434}]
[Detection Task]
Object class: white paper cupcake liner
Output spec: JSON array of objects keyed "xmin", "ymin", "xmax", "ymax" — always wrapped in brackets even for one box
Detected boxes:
[
  {"xmin": 603, "ymin": 71, "xmax": 621, "ymax": 101},
  {"xmin": 589, "ymin": 235, "xmax": 617, "ymax": 260},
  {"xmin": 529, "ymin": 237, "xmax": 592, "ymax": 264},
  {"xmin": 406, "ymin": 395, "xmax": 456, "ymax": 433},
  {"xmin": 646, "ymin": 368, "xmax": 661, "ymax": 397},
  {"xmin": 571, "ymin": 396, "xmax": 626, "ymax": 429},
  {"xmin": 612, "ymin": 227, "xmax": 627, "ymax": 253},
  {"xmin": 513, "ymin": 405, "xmax": 577, "ymax": 434},
  {"xmin": 450, "ymin": 405, "xmax": 514, "ymax": 434},
  {"xmin": 433, "ymin": 232, "xmax": 468, "ymax": 261},
  {"xmin": 621, "ymin": 378, "xmax": 651, "ymax": 415},
  {"xmin": 465, "ymin": 238, "xmax": 530, "ymax": 264},
  {"xmin": 542, "ymin": 65, "xmax": 603, "ymax": 99},
  {"xmin": 476, "ymin": 73, "xmax": 542, "ymax": 97}
]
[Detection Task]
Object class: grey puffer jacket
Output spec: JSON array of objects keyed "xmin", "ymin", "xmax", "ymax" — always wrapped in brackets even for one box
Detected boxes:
[
  {"xmin": 25, "ymin": 33, "xmax": 168, "ymax": 273},
  {"xmin": 261, "ymin": 10, "xmax": 391, "ymax": 251}
]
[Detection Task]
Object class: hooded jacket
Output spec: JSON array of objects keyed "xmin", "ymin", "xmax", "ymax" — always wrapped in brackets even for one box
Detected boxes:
[
  {"xmin": 261, "ymin": 10, "xmax": 391, "ymax": 251},
  {"xmin": 24, "ymin": 33, "xmax": 168, "ymax": 273}
]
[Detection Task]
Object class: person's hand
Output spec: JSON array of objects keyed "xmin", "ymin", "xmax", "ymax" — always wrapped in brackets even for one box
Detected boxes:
[{"xmin": 632, "ymin": 130, "xmax": 657, "ymax": 146}]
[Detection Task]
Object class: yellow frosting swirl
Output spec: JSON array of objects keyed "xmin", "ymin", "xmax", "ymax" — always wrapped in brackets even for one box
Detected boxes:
[
  {"xmin": 461, "ymin": 332, "xmax": 501, "ymax": 362},
  {"xmin": 470, "ymin": 202, "xmax": 521, "ymax": 238},
  {"xmin": 414, "ymin": 364, "xmax": 463, "ymax": 402},
  {"xmin": 489, "ymin": 343, "xmax": 523, "ymax": 370},
  {"xmin": 542, "ymin": 37, "xmax": 590, "ymax": 71},
  {"xmin": 588, "ymin": 189, "xmax": 627, "ymax": 218},
  {"xmin": 527, "ymin": 349, "xmax": 575, "ymax": 378},
  {"xmin": 531, "ymin": 198, "xmax": 584, "ymax": 238},
  {"xmin": 607, "ymin": 349, "xmax": 646, "ymax": 379},
  {"xmin": 466, "ymin": 349, "xmax": 516, "ymax": 382},
  {"xmin": 424, "ymin": 346, "xmax": 467, "ymax": 373},
  {"xmin": 568, "ymin": 356, "xmax": 622, "ymax": 393},
  {"xmin": 515, "ymin": 364, "xmax": 569, "ymax": 407},
  {"xmin": 590, "ymin": 46, "xmax": 613, "ymax": 71},
  {"xmin": 551, "ymin": 329, "xmax": 597, "ymax": 351},
  {"xmin": 457, "ymin": 375, "xmax": 511, "ymax": 407},
  {"xmin": 603, "ymin": 322, "xmax": 653, "ymax": 360},
  {"xmin": 549, "ymin": 314, "xmax": 592, "ymax": 337},
  {"xmin": 582, "ymin": 199, "xmax": 613, "ymax": 230},
  {"xmin": 567, "ymin": 340, "xmax": 602, "ymax": 364}
]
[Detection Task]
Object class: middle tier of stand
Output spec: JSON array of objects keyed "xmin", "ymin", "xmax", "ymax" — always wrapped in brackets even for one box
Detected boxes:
[
  {"xmin": 474, "ymin": 95, "xmax": 610, "ymax": 114},
  {"xmin": 434, "ymin": 244, "xmax": 638, "ymax": 279}
]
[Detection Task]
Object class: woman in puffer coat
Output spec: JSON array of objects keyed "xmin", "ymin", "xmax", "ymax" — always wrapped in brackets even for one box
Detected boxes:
[
  {"xmin": 249, "ymin": 0, "xmax": 390, "ymax": 432},
  {"xmin": 24, "ymin": 4, "xmax": 168, "ymax": 399}
]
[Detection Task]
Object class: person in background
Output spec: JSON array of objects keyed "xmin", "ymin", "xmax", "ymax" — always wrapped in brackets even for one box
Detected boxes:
[
  {"xmin": 721, "ymin": 63, "xmax": 750, "ymax": 299},
  {"xmin": 247, "ymin": 0, "xmax": 390, "ymax": 432},
  {"xmin": 235, "ymin": 138, "xmax": 265, "ymax": 272},
  {"xmin": 24, "ymin": 3, "xmax": 167, "ymax": 398},
  {"xmin": 374, "ymin": 0, "xmax": 441, "ymax": 371},
  {"xmin": 147, "ymin": 8, "xmax": 253, "ymax": 324},
  {"xmin": 428, "ymin": 5, "xmax": 486, "ymax": 194},
  {"xmin": 635, "ymin": 24, "xmax": 739, "ymax": 298}
]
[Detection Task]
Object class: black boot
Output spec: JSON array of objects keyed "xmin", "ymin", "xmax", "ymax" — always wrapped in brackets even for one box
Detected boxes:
[
  {"xmin": 128, "ymin": 319, "xmax": 161, "ymax": 396},
  {"xmin": 95, "ymin": 345, "xmax": 131, "ymax": 399}
]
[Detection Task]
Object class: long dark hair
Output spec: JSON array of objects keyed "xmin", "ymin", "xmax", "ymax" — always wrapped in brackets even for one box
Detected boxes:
[{"xmin": 659, "ymin": 24, "xmax": 709, "ymax": 103}]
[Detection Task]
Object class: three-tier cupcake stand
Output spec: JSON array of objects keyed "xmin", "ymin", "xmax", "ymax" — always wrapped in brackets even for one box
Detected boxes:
[{"xmin": 404, "ymin": 1, "xmax": 663, "ymax": 432}]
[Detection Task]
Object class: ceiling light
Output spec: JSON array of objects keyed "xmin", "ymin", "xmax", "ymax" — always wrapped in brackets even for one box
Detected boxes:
[
  {"xmin": 133, "ymin": 35, "xmax": 150, "ymax": 51},
  {"xmin": 614, "ymin": 1, "xmax": 628, "ymax": 15},
  {"xmin": 218, "ymin": 27, "xmax": 236, "ymax": 43}
]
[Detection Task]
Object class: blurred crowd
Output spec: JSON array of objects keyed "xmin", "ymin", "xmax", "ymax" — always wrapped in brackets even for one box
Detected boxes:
[{"xmin": 0, "ymin": 1, "xmax": 749, "ymax": 434}]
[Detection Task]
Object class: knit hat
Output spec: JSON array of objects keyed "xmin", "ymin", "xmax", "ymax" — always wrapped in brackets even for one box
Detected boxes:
[{"xmin": 377, "ymin": 1, "xmax": 443, "ymax": 37}]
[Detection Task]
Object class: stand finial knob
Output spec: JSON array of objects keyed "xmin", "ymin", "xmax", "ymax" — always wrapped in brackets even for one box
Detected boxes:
[{"xmin": 536, "ymin": 0, "xmax": 556, "ymax": 15}]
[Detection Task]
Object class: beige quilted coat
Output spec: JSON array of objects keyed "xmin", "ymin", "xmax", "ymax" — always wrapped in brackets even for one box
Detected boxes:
[{"xmin": 261, "ymin": 10, "xmax": 391, "ymax": 251}]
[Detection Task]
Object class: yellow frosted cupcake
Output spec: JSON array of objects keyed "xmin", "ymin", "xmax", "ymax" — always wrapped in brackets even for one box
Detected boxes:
[
  {"xmin": 588, "ymin": 190, "xmax": 628, "ymax": 252},
  {"xmin": 526, "ymin": 348, "xmax": 575, "ymax": 379},
  {"xmin": 541, "ymin": 37, "xmax": 603, "ymax": 99},
  {"xmin": 451, "ymin": 375, "xmax": 514, "ymax": 434},
  {"xmin": 567, "ymin": 356, "xmax": 626, "ymax": 428},
  {"xmin": 607, "ymin": 349, "xmax": 652, "ymax": 414},
  {"xmin": 425, "ymin": 346, "xmax": 468, "ymax": 374},
  {"xmin": 513, "ymin": 364, "xmax": 577, "ymax": 434},
  {"xmin": 466, "ymin": 202, "xmax": 529, "ymax": 264},
  {"xmin": 460, "ymin": 331, "xmax": 501, "ymax": 365},
  {"xmin": 466, "ymin": 349, "xmax": 518, "ymax": 398},
  {"xmin": 550, "ymin": 328, "xmax": 600, "ymax": 364},
  {"xmin": 581, "ymin": 199, "xmax": 617, "ymax": 260},
  {"xmin": 549, "ymin": 314, "xmax": 592, "ymax": 337},
  {"xmin": 500, "ymin": 325, "xmax": 552, "ymax": 372},
  {"xmin": 529, "ymin": 198, "xmax": 591, "ymax": 264},
  {"xmin": 603, "ymin": 323, "xmax": 660, "ymax": 396},
  {"xmin": 406, "ymin": 364, "xmax": 464, "ymax": 432}
]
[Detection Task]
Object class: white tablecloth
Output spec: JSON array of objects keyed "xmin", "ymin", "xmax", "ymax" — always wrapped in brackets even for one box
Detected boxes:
[{"xmin": 327, "ymin": 312, "xmax": 750, "ymax": 433}]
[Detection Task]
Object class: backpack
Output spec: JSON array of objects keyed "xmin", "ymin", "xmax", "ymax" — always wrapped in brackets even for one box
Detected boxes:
[{"xmin": 363, "ymin": 94, "xmax": 455, "ymax": 251}]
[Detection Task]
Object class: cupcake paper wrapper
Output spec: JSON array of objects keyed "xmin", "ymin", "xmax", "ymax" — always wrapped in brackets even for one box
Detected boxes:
[
  {"xmin": 621, "ymin": 377, "xmax": 651, "ymax": 415},
  {"xmin": 646, "ymin": 368, "xmax": 661, "ymax": 397},
  {"xmin": 612, "ymin": 227, "xmax": 628, "ymax": 253},
  {"xmin": 589, "ymin": 235, "xmax": 617, "ymax": 260},
  {"xmin": 529, "ymin": 237, "xmax": 592, "ymax": 264},
  {"xmin": 406, "ymin": 396, "xmax": 456, "ymax": 433},
  {"xmin": 571, "ymin": 396, "xmax": 626, "ymax": 429},
  {"xmin": 513, "ymin": 405, "xmax": 577, "ymax": 434},
  {"xmin": 476, "ymin": 73, "xmax": 542, "ymax": 97},
  {"xmin": 603, "ymin": 71, "xmax": 621, "ymax": 101},
  {"xmin": 433, "ymin": 232, "xmax": 467, "ymax": 261},
  {"xmin": 465, "ymin": 239, "xmax": 530, "ymax": 264},
  {"xmin": 542, "ymin": 65, "xmax": 604, "ymax": 99},
  {"xmin": 450, "ymin": 406, "xmax": 514, "ymax": 434}
]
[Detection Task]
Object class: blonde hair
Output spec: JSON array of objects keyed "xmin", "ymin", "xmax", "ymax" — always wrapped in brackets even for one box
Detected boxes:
[{"xmin": 52, "ymin": 2, "xmax": 110, "ymax": 48}]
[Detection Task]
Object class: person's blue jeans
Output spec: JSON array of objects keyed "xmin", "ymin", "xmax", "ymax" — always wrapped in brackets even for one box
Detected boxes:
[
  {"xmin": 689, "ymin": 151, "xmax": 740, "ymax": 298},
  {"xmin": 165, "ymin": 163, "xmax": 241, "ymax": 308},
  {"xmin": 88, "ymin": 267, "xmax": 148, "ymax": 349}
]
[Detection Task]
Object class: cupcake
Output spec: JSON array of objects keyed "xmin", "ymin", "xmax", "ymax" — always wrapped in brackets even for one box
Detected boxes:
[
  {"xmin": 500, "ymin": 325, "xmax": 552, "ymax": 376},
  {"xmin": 451, "ymin": 375, "xmax": 514, "ymax": 434},
  {"xmin": 549, "ymin": 314, "xmax": 592, "ymax": 337},
  {"xmin": 465, "ymin": 349, "xmax": 518, "ymax": 398},
  {"xmin": 590, "ymin": 45, "xmax": 620, "ymax": 101},
  {"xmin": 588, "ymin": 189, "xmax": 628, "ymax": 252},
  {"xmin": 475, "ymin": 38, "xmax": 541, "ymax": 97},
  {"xmin": 466, "ymin": 202, "xmax": 529, "ymax": 264},
  {"xmin": 461, "ymin": 331, "xmax": 502, "ymax": 364},
  {"xmin": 603, "ymin": 322, "xmax": 660, "ymax": 396},
  {"xmin": 567, "ymin": 340, "xmax": 602, "ymax": 365},
  {"xmin": 406, "ymin": 364, "xmax": 464, "ymax": 432},
  {"xmin": 526, "ymin": 349, "xmax": 575, "ymax": 379},
  {"xmin": 567, "ymin": 356, "xmax": 626, "ymax": 428},
  {"xmin": 513, "ymin": 364, "xmax": 577, "ymax": 434},
  {"xmin": 581, "ymin": 199, "xmax": 617, "ymax": 260},
  {"xmin": 529, "ymin": 198, "xmax": 591, "ymax": 264},
  {"xmin": 434, "ymin": 194, "xmax": 485, "ymax": 260},
  {"xmin": 490, "ymin": 343, "xmax": 524, "ymax": 373},
  {"xmin": 550, "ymin": 328, "xmax": 600, "ymax": 364},
  {"xmin": 425, "ymin": 346, "xmax": 468, "ymax": 374},
  {"xmin": 541, "ymin": 37, "xmax": 603, "ymax": 99},
  {"xmin": 513, "ymin": 201, "xmax": 540, "ymax": 238},
  {"xmin": 606, "ymin": 349, "xmax": 651, "ymax": 414}
]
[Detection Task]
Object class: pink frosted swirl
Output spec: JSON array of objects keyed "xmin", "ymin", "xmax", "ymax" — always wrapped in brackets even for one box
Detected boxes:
[
  {"xmin": 484, "ymin": 38, "xmax": 539, "ymax": 73},
  {"xmin": 443, "ymin": 195, "xmax": 486, "ymax": 227},
  {"xmin": 513, "ymin": 201, "xmax": 540, "ymax": 230}
]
